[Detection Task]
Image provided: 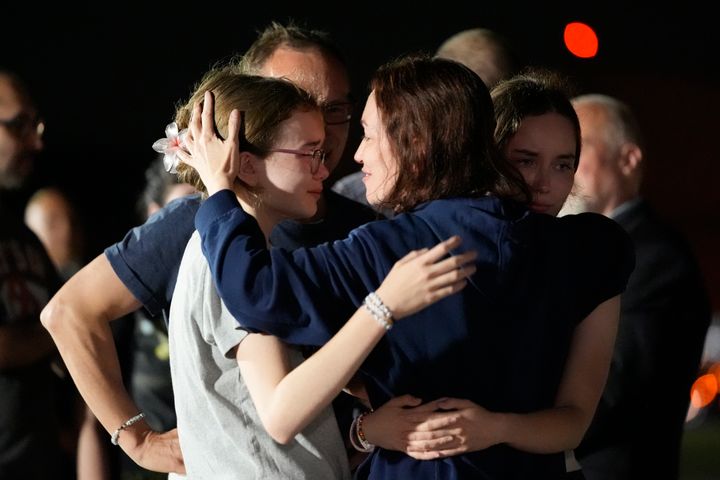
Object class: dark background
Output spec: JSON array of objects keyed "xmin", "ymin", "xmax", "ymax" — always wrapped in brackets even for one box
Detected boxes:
[{"xmin": 2, "ymin": 2, "xmax": 718, "ymax": 310}]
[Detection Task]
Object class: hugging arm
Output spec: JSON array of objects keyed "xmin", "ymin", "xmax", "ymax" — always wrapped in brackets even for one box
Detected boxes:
[
  {"xmin": 237, "ymin": 237, "xmax": 477, "ymax": 443},
  {"xmin": 363, "ymin": 295, "xmax": 620, "ymax": 458},
  {"xmin": 183, "ymin": 94, "xmax": 450, "ymax": 346}
]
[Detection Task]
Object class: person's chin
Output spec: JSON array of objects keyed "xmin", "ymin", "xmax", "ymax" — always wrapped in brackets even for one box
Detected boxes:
[{"xmin": 303, "ymin": 201, "xmax": 319, "ymax": 218}]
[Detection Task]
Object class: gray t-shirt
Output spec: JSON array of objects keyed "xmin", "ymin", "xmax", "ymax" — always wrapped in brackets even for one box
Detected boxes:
[{"xmin": 169, "ymin": 232, "xmax": 351, "ymax": 480}]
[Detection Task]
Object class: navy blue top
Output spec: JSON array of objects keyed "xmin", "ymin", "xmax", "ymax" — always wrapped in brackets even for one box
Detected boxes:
[
  {"xmin": 105, "ymin": 195, "xmax": 202, "ymax": 319},
  {"xmin": 195, "ymin": 190, "xmax": 635, "ymax": 479},
  {"xmin": 105, "ymin": 191, "xmax": 379, "ymax": 321}
]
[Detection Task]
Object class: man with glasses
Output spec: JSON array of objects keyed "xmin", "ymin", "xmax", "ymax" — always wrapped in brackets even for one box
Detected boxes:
[
  {"xmin": 41, "ymin": 22, "xmax": 379, "ymax": 476},
  {"xmin": 239, "ymin": 23, "xmax": 379, "ymax": 249},
  {"xmin": 0, "ymin": 71, "xmax": 44, "ymax": 201},
  {"xmin": 0, "ymin": 70, "xmax": 74, "ymax": 479}
]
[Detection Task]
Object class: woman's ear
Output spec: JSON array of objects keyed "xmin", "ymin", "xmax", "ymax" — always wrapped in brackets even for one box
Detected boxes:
[{"xmin": 237, "ymin": 151, "xmax": 260, "ymax": 187}]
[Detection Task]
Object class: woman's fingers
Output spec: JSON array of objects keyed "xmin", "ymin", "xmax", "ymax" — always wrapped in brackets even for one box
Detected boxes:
[
  {"xmin": 429, "ymin": 264, "xmax": 475, "ymax": 289},
  {"xmin": 432, "ymin": 279, "xmax": 469, "ymax": 301},
  {"xmin": 403, "ymin": 397, "xmax": 449, "ymax": 413},
  {"xmin": 405, "ymin": 434, "xmax": 454, "ymax": 451},
  {"xmin": 413, "ymin": 412, "xmax": 461, "ymax": 432},
  {"xmin": 189, "ymin": 101, "xmax": 202, "ymax": 143},
  {"xmin": 406, "ymin": 445, "xmax": 466, "ymax": 460},
  {"xmin": 383, "ymin": 394, "xmax": 423, "ymax": 407},
  {"xmin": 396, "ymin": 248, "xmax": 428, "ymax": 265},
  {"xmin": 405, "ymin": 429, "xmax": 455, "ymax": 442},
  {"xmin": 412, "ymin": 238, "xmax": 477, "ymax": 293},
  {"xmin": 201, "ymin": 91, "xmax": 215, "ymax": 139},
  {"xmin": 176, "ymin": 149, "xmax": 192, "ymax": 167},
  {"xmin": 428, "ymin": 250, "xmax": 477, "ymax": 277},
  {"xmin": 226, "ymin": 109, "xmax": 240, "ymax": 148},
  {"xmin": 418, "ymin": 236, "xmax": 462, "ymax": 264}
]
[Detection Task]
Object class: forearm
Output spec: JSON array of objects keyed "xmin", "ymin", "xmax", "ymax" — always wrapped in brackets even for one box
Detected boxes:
[
  {"xmin": 40, "ymin": 255, "xmax": 144, "ymax": 443},
  {"xmin": 496, "ymin": 405, "xmax": 589, "ymax": 453},
  {"xmin": 500, "ymin": 297, "xmax": 620, "ymax": 454},
  {"xmin": 0, "ymin": 323, "xmax": 56, "ymax": 369},
  {"xmin": 256, "ymin": 236, "xmax": 474, "ymax": 443},
  {"xmin": 44, "ymin": 304, "xmax": 137, "ymax": 434},
  {"xmin": 395, "ymin": 298, "xmax": 620, "ymax": 460},
  {"xmin": 373, "ymin": 399, "xmax": 589, "ymax": 458},
  {"xmin": 253, "ymin": 309, "xmax": 385, "ymax": 443}
]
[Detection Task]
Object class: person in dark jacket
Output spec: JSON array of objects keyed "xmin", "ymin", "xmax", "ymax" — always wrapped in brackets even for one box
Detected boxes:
[{"xmin": 567, "ymin": 93, "xmax": 711, "ymax": 480}]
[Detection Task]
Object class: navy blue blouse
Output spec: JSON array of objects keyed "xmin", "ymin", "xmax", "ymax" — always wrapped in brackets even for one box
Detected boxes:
[{"xmin": 195, "ymin": 190, "xmax": 634, "ymax": 479}]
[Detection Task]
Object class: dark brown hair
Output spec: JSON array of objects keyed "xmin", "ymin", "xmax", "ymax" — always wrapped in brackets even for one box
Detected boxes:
[{"xmin": 371, "ymin": 55, "xmax": 529, "ymax": 212}]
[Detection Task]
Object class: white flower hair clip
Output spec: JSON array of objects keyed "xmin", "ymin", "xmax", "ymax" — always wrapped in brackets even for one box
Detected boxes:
[{"xmin": 152, "ymin": 122, "xmax": 189, "ymax": 174}]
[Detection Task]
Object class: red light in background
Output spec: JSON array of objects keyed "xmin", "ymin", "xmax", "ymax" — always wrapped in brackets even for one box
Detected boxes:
[
  {"xmin": 690, "ymin": 373, "xmax": 718, "ymax": 409},
  {"xmin": 564, "ymin": 22, "xmax": 599, "ymax": 58}
]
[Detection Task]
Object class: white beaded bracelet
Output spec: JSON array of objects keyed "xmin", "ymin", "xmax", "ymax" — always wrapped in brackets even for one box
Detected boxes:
[
  {"xmin": 110, "ymin": 412, "xmax": 145, "ymax": 445},
  {"xmin": 363, "ymin": 291, "xmax": 394, "ymax": 330}
]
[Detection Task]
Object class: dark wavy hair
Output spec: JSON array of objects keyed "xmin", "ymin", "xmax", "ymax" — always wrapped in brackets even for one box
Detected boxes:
[
  {"xmin": 370, "ymin": 55, "xmax": 529, "ymax": 213},
  {"xmin": 491, "ymin": 68, "xmax": 581, "ymax": 169}
]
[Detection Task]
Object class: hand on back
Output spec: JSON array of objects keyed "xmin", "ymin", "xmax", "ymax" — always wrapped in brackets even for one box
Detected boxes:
[{"xmin": 376, "ymin": 235, "xmax": 476, "ymax": 320}]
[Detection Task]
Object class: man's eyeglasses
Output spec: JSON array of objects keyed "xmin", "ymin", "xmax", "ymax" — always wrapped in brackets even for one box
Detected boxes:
[
  {"xmin": 0, "ymin": 111, "xmax": 44, "ymax": 138},
  {"xmin": 321, "ymin": 101, "xmax": 353, "ymax": 125},
  {"xmin": 270, "ymin": 148, "xmax": 327, "ymax": 174}
]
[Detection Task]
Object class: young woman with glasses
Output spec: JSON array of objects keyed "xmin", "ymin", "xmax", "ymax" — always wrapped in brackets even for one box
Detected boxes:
[{"xmin": 164, "ymin": 65, "xmax": 475, "ymax": 479}]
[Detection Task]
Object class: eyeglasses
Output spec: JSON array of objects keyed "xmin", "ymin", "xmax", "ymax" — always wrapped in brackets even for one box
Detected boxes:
[
  {"xmin": 0, "ymin": 111, "xmax": 43, "ymax": 138},
  {"xmin": 270, "ymin": 148, "xmax": 327, "ymax": 174},
  {"xmin": 321, "ymin": 101, "xmax": 353, "ymax": 125}
]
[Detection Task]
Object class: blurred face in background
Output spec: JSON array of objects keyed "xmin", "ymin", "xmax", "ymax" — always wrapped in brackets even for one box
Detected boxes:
[
  {"xmin": 24, "ymin": 188, "xmax": 76, "ymax": 271},
  {"xmin": 569, "ymin": 101, "xmax": 624, "ymax": 215},
  {"xmin": 0, "ymin": 74, "xmax": 43, "ymax": 189}
]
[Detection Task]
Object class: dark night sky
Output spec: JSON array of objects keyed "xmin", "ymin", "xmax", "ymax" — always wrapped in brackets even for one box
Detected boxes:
[{"xmin": 2, "ymin": 2, "xmax": 719, "ymax": 306}]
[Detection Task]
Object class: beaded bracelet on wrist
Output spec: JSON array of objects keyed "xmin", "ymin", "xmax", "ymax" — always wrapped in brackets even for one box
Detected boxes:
[
  {"xmin": 363, "ymin": 291, "xmax": 394, "ymax": 330},
  {"xmin": 110, "ymin": 412, "xmax": 145, "ymax": 446},
  {"xmin": 349, "ymin": 411, "xmax": 375, "ymax": 452}
]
